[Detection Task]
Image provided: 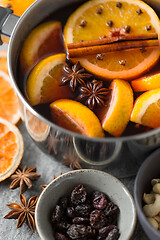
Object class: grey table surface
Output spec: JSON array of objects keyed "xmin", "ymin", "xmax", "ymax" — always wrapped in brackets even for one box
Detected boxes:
[{"xmin": 0, "ymin": 44, "xmax": 149, "ymax": 240}]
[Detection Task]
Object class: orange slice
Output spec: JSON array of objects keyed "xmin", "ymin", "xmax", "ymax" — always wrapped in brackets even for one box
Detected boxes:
[
  {"xmin": 0, "ymin": 117, "xmax": 24, "ymax": 182},
  {"xmin": 20, "ymin": 21, "xmax": 64, "ymax": 74},
  {"xmin": 0, "ymin": 50, "xmax": 8, "ymax": 74},
  {"xmin": 64, "ymin": 0, "xmax": 160, "ymax": 80},
  {"xmin": 130, "ymin": 88, "xmax": 160, "ymax": 128},
  {"xmin": 0, "ymin": 70, "xmax": 20, "ymax": 124},
  {"xmin": 26, "ymin": 53, "xmax": 73, "ymax": 106},
  {"xmin": 50, "ymin": 99, "xmax": 104, "ymax": 138},
  {"xmin": 0, "ymin": 0, "xmax": 36, "ymax": 16},
  {"xmin": 131, "ymin": 70, "xmax": 160, "ymax": 92},
  {"xmin": 100, "ymin": 79, "xmax": 133, "ymax": 137}
]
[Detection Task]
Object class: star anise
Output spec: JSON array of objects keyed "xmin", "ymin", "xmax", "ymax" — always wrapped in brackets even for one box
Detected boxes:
[
  {"xmin": 77, "ymin": 80, "xmax": 110, "ymax": 109},
  {"xmin": 40, "ymin": 172, "xmax": 63, "ymax": 190},
  {"xmin": 61, "ymin": 62, "xmax": 92, "ymax": 91},
  {"xmin": 10, "ymin": 166, "xmax": 40, "ymax": 194},
  {"xmin": 4, "ymin": 194, "xmax": 38, "ymax": 232}
]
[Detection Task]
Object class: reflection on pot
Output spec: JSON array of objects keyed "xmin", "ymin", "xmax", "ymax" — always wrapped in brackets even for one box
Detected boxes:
[
  {"xmin": 73, "ymin": 138, "xmax": 122, "ymax": 168},
  {"xmin": 127, "ymin": 132, "xmax": 160, "ymax": 160},
  {"xmin": 24, "ymin": 109, "xmax": 50, "ymax": 142}
]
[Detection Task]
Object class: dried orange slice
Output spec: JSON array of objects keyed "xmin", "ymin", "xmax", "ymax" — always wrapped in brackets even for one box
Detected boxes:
[
  {"xmin": 20, "ymin": 21, "xmax": 64, "ymax": 74},
  {"xmin": 64, "ymin": 0, "xmax": 160, "ymax": 80},
  {"xmin": 0, "ymin": 50, "xmax": 8, "ymax": 74},
  {"xmin": 50, "ymin": 99, "xmax": 104, "ymax": 138},
  {"xmin": 130, "ymin": 88, "xmax": 160, "ymax": 128},
  {"xmin": 26, "ymin": 53, "xmax": 73, "ymax": 106},
  {"xmin": 99, "ymin": 79, "xmax": 133, "ymax": 137},
  {"xmin": 0, "ymin": 0, "xmax": 36, "ymax": 16},
  {"xmin": 0, "ymin": 70, "xmax": 20, "ymax": 124},
  {"xmin": 0, "ymin": 117, "xmax": 24, "ymax": 182},
  {"xmin": 131, "ymin": 70, "xmax": 160, "ymax": 92}
]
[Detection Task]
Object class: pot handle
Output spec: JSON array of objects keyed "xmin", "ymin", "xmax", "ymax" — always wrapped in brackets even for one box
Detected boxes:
[{"xmin": 0, "ymin": 7, "xmax": 19, "ymax": 45}]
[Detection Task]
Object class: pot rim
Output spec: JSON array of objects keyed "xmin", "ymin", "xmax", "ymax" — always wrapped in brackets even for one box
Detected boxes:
[{"xmin": 7, "ymin": 0, "xmax": 160, "ymax": 143}]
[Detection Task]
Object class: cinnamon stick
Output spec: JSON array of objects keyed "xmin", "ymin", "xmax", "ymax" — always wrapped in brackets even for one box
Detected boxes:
[
  {"xmin": 68, "ymin": 39, "xmax": 159, "ymax": 58},
  {"xmin": 68, "ymin": 33, "xmax": 158, "ymax": 49}
]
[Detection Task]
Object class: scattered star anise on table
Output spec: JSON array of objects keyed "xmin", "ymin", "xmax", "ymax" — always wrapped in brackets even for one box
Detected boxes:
[
  {"xmin": 9, "ymin": 166, "xmax": 40, "ymax": 194},
  {"xmin": 62, "ymin": 149, "xmax": 82, "ymax": 170},
  {"xmin": 60, "ymin": 62, "xmax": 92, "ymax": 91},
  {"xmin": 40, "ymin": 172, "xmax": 63, "ymax": 190},
  {"xmin": 4, "ymin": 194, "xmax": 38, "ymax": 232},
  {"xmin": 77, "ymin": 80, "xmax": 110, "ymax": 109}
]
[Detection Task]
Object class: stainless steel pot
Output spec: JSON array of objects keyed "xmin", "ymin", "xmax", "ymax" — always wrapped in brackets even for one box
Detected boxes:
[{"xmin": 1, "ymin": 0, "xmax": 160, "ymax": 173}]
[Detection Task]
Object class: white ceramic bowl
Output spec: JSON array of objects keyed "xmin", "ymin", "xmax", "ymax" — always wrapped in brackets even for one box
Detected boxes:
[{"xmin": 35, "ymin": 169, "xmax": 137, "ymax": 240}]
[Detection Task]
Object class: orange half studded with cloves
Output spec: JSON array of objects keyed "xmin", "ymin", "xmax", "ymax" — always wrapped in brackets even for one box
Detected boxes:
[{"xmin": 64, "ymin": 0, "xmax": 160, "ymax": 80}]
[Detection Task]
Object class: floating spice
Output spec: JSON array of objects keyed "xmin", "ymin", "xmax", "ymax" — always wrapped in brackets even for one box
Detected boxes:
[
  {"xmin": 80, "ymin": 20, "xmax": 87, "ymax": 27},
  {"xmin": 136, "ymin": 8, "xmax": 143, "ymax": 15},
  {"xmin": 116, "ymin": 2, "xmax": 122, "ymax": 8},
  {"xmin": 119, "ymin": 59, "xmax": 127, "ymax": 65},
  {"xmin": 123, "ymin": 25, "xmax": 131, "ymax": 33},
  {"xmin": 107, "ymin": 20, "xmax": 113, "ymax": 27},
  {"xmin": 145, "ymin": 25, "xmax": 152, "ymax": 31},
  {"xmin": 61, "ymin": 62, "xmax": 92, "ymax": 92},
  {"xmin": 77, "ymin": 80, "xmax": 110, "ymax": 109},
  {"xmin": 96, "ymin": 53, "xmax": 105, "ymax": 61},
  {"xmin": 97, "ymin": 7, "xmax": 103, "ymax": 14}
]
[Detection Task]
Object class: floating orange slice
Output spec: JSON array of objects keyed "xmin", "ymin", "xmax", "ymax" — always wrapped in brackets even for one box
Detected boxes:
[
  {"xmin": 64, "ymin": 0, "xmax": 160, "ymax": 80},
  {"xmin": 26, "ymin": 54, "xmax": 73, "ymax": 106},
  {"xmin": 0, "ymin": 0, "xmax": 36, "ymax": 16},
  {"xmin": 0, "ymin": 50, "xmax": 8, "ymax": 74},
  {"xmin": 50, "ymin": 99, "xmax": 104, "ymax": 138},
  {"xmin": 100, "ymin": 79, "xmax": 133, "ymax": 137},
  {"xmin": 0, "ymin": 70, "xmax": 20, "ymax": 124},
  {"xmin": 0, "ymin": 117, "xmax": 24, "ymax": 182},
  {"xmin": 131, "ymin": 70, "xmax": 160, "ymax": 92},
  {"xmin": 20, "ymin": 21, "xmax": 64, "ymax": 74},
  {"xmin": 130, "ymin": 88, "xmax": 160, "ymax": 128}
]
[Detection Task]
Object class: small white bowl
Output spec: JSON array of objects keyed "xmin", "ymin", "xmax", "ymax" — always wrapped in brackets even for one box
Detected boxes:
[{"xmin": 35, "ymin": 169, "xmax": 137, "ymax": 240}]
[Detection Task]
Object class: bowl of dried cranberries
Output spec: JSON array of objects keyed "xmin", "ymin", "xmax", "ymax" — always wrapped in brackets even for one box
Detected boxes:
[{"xmin": 35, "ymin": 169, "xmax": 136, "ymax": 240}]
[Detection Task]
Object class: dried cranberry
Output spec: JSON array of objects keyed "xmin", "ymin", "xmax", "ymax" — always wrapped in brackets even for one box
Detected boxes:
[
  {"xmin": 72, "ymin": 217, "xmax": 89, "ymax": 224},
  {"xmin": 99, "ymin": 225, "xmax": 118, "ymax": 237},
  {"xmin": 71, "ymin": 184, "xmax": 87, "ymax": 205},
  {"xmin": 67, "ymin": 224, "xmax": 88, "ymax": 239},
  {"xmin": 90, "ymin": 210, "xmax": 107, "ymax": 229},
  {"xmin": 104, "ymin": 202, "xmax": 119, "ymax": 224},
  {"xmin": 56, "ymin": 221, "xmax": 71, "ymax": 232},
  {"xmin": 92, "ymin": 192, "xmax": 107, "ymax": 210},
  {"xmin": 67, "ymin": 206, "xmax": 76, "ymax": 218},
  {"xmin": 52, "ymin": 205, "xmax": 64, "ymax": 223},
  {"xmin": 75, "ymin": 203, "xmax": 91, "ymax": 216},
  {"xmin": 86, "ymin": 225, "xmax": 96, "ymax": 236},
  {"xmin": 97, "ymin": 236, "xmax": 106, "ymax": 240},
  {"xmin": 59, "ymin": 197, "xmax": 68, "ymax": 209},
  {"xmin": 105, "ymin": 228, "xmax": 120, "ymax": 240},
  {"xmin": 55, "ymin": 232, "xmax": 69, "ymax": 240}
]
